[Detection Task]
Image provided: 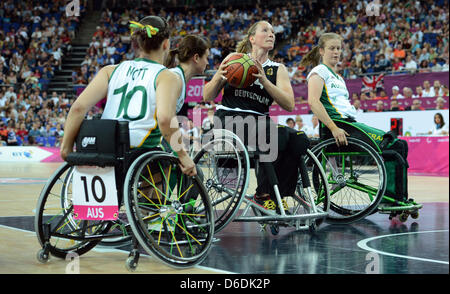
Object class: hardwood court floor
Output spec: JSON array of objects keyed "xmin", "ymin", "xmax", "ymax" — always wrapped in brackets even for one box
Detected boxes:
[{"xmin": 0, "ymin": 162, "xmax": 448, "ymax": 274}]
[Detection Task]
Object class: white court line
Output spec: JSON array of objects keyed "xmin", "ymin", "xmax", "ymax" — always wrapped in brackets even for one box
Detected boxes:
[
  {"xmin": 357, "ymin": 230, "xmax": 449, "ymax": 265},
  {"xmin": 0, "ymin": 224, "xmax": 36, "ymax": 235},
  {"xmin": 94, "ymin": 246, "xmax": 236, "ymax": 274},
  {"xmin": 0, "ymin": 223, "xmax": 236, "ymax": 274}
]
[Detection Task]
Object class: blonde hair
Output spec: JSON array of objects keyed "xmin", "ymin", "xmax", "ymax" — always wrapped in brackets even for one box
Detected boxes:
[
  {"xmin": 236, "ymin": 21, "xmax": 266, "ymax": 53},
  {"xmin": 299, "ymin": 32, "xmax": 343, "ymax": 68}
]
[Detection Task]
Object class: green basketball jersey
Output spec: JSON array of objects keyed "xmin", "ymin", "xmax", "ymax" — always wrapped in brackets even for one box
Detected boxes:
[{"xmin": 102, "ymin": 58, "xmax": 166, "ymax": 148}]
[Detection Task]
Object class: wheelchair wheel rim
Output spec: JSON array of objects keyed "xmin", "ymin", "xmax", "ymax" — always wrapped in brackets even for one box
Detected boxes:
[{"xmin": 124, "ymin": 152, "xmax": 214, "ymax": 267}]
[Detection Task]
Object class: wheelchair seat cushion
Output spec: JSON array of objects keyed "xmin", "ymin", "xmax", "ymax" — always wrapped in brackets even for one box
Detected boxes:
[
  {"xmin": 75, "ymin": 119, "xmax": 121, "ymax": 154},
  {"xmin": 66, "ymin": 119, "xmax": 130, "ymax": 167}
]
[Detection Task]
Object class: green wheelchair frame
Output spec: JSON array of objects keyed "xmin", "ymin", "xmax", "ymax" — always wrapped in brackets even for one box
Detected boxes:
[{"xmin": 310, "ymin": 119, "xmax": 422, "ymax": 224}]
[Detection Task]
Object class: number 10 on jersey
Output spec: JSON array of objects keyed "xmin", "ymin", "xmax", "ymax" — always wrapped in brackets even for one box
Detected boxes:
[{"xmin": 72, "ymin": 166, "xmax": 119, "ymax": 220}]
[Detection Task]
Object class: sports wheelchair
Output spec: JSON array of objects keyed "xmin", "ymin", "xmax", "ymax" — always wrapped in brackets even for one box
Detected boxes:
[
  {"xmin": 35, "ymin": 119, "xmax": 214, "ymax": 270},
  {"xmin": 192, "ymin": 128, "xmax": 330, "ymax": 236},
  {"xmin": 309, "ymin": 119, "xmax": 422, "ymax": 224}
]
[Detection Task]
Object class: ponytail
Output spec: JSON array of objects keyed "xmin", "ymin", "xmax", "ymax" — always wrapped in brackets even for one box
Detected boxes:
[
  {"xmin": 299, "ymin": 45, "xmax": 321, "ymax": 68},
  {"xmin": 165, "ymin": 48, "xmax": 179, "ymax": 68},
  {"xmin": 236, "ymin": 36, "xmax": 252, "ymax": 53},
  {"xmin": 236, "ymin": 21, "xmax": 263, "ymax": 53},
  {"xmin": 164, "ymin": 35, "xmax": 210, "ymax": 68}
]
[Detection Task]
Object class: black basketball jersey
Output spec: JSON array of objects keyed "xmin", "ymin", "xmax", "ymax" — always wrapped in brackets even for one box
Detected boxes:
[{"xmin": 220, "ymin": 58, "xmax": 280, "ymax": 115}]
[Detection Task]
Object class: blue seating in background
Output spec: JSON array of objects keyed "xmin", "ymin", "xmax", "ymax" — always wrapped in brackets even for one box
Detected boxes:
[{"xmin": 47, "ymin": 136, "xmax": 57, "ymax": 147}]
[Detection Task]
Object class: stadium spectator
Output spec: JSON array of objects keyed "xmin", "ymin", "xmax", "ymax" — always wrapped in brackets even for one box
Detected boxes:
[
  {"xmin": 374, "ymin": 100, "xmax": 385, "ymax": 112},
  {"xmin": 428, "ymin": 113, "xmax": 449, "ymax": 136},
  {"xmin": 391, "ymin": 86, "xmax": 404, "ymax": 99},
  {"xmin": 6, "ymin": 121, "xmax": 18, "ymax": 146},
  {"xmin": 392, "ymin": 57, "xmax": 404, "ymax": 72},
  {"xmin": 435, "ymin": 97, "xmax": 448, "ymax": 110},
  {"xmin": 295, "ymin": 115, "xmax": 312, "ymax": 135},
  {"xmin": 0, "ymin": 121, "xmax": 7, "ymax": 145},
  {"xmin": 422, "ymin": 80, "xmax": 435, "ymax": 97},
  {"xmin": 389, "ymin": 99, "xmax": 405, "ymax": 111},
  {"xmin": 433, "ymin": 80, "xmax": 444, "ymax": 97},
  {"xmin": 353, "ymin": 99, "xmax": 364, "ymax": 117},
  {"xmin": 419, "ymin": 60, "xmax": 431, "ymax": 72},
  {"xmin": 409, "ymin": 99, "xmax": 426, "ymax": 111},
  {"xmin": 310, "ymin": 115, "xmax": 320, "ymax": 138},
  {"xmin": 393, "ymin": 43, "xmax": 406, "ymax": 60},
  {"xmin": 403, "ymin": 87, "xmax": 414, "ymax": 99},
  {"xmin": 375, "ymin": 90, "xmax": 388, "ymax": 100},
  {"xmin": 442, "ymin": 85, "xmax": 449, "ymax": 97},
  {"xmin": 368, "ymin": 91, "xmax": 377, "ymax": 100},
  {"xmin": 27, "ymin": 122, "xmax": 42, "ymax": 143},
  {"xmin": 413, "ymin": 86, "xmax": 424, "ymax": 98},
  {"xmin": 374, "ymin": 53, "xmax": 391, "ymax": 72},
  {"xmin": 15, "ymin": 122, "xmax": 28, "ymax": 141},
  {"xmin": 404, "ymin": 54, "xmax": 418, "ymax": 71},
  {"xmin": 286, "ymin": 117, "xmax": 295, "ymax": 129}
]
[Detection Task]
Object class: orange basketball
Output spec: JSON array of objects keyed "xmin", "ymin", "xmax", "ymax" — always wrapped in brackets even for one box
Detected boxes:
[{"xmin": 224, "ymin": 53, "xmax": 259, "ymax": 88}]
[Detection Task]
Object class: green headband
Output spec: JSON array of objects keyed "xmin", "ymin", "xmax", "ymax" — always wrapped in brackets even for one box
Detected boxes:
[{"xmin": 129, "ymin": 21, "xmax": 159, "ymax": 38}]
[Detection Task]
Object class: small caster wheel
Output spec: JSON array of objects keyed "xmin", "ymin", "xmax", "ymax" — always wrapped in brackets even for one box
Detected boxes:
[
  {"xmin": 260, "ymin": 223, "xmax": 267, "ymax": 232},
  {"xmin": 37, "ymin": 249, "xmax": 49, "ymax": 263},
  {"xmin": 410, "ymin": 210, "xmax": 419, "ymax": 219},
  {"xmin": 270, "ymin": 225, "xmax": 279, "ymax": 236},
  {"xmin": 388, "ymin": 212, "xmax": 396, "ymax": 221},
  {"xmin": 398, "ymin": 212, "xmax": 409, "ymax": 222},
  {"xmin": 126, "ymin": 256, "xmax": 138, "ymax": 272}
]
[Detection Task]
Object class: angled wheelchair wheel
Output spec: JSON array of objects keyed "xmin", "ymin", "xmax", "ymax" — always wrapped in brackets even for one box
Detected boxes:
[
  {"xmin": 311, "ymin": 137, "xmax": 386, "ymax": 224},
  {"xmin": 193, "ymin": 129, "xmax": 250, "ymax": 233},
  {"xmin": 35, "ymin": 163, "xmax": 113, "ymax": 260},
  {"xmin": 124, "ymin": 152, "xmax": 214, "ymax": 268},
  {"xmin": 294, "ymin": 149, "xmax": 330, "ymax": 227}
]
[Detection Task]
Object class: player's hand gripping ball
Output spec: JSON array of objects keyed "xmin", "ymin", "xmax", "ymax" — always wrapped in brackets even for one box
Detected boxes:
[{"xmin": 224, "ymin": 53, "xmax": 259, "ymax": 88}]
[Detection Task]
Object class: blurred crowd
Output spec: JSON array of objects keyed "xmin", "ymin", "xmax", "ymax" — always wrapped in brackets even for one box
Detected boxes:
[
  {"xmin": 1, "ymin": 0, "xmax": 449, "ymax": 146},
  {"xmin": 282, "ymin": 0, "xmax": 449, "ymax": 83},
  {"xmin": 0, "ymin": 0, "xmax": 85, "ymax": 146}
]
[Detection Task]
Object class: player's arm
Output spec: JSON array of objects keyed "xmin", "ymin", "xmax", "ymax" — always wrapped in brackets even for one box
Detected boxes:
[
  {"xmin": 60, "ymin": 65, "xmax": 117, "ymax": 160},
  {"xmin": 253, "ymin": 61, "xmax": 295, "ymax": 112},
  {"xmin": 156, "ymin": 70, "xmax": 196, "ymax": 176},
  {"xmin": 307, "ymin": 74, "xmax": 349, "ymax": 146}
]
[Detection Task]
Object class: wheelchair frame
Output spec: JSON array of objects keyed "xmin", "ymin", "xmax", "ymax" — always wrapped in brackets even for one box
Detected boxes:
[
  {"xmin": 193, "ymin": 128, "xmax": 330, "ymax": 235},
  {"xmin": 35, "ymin": 119, "xmax": 215, "ymax": 271},
  {"xmin": 310, "ymin": 119, "xmax": 422, "ymax": 223}
]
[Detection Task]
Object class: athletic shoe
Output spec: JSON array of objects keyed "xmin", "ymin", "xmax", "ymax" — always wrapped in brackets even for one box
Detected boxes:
[
  {"xmin": 251, "ymin": 194, "xmax": 276, "ymax": 210},
  {"xmin": 275, "ymin": 199, "xmax": 291, "ymax": 215}
]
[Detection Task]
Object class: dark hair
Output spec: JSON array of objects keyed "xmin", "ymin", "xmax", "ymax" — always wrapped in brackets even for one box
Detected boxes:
[
  {"xmin": 165, "ymin": 34, "xmax": 210, "ymax": 68},
  {"xmin": 435, "ymin": 112, "xmax": 445, "ymax": 129},
  {"xmin": 286, "ymin": 117, "xmax": 295, "ymax": 124},
  {"xmin": 130, "ymin": 16, "xmax": 170, "ymax": 54}
]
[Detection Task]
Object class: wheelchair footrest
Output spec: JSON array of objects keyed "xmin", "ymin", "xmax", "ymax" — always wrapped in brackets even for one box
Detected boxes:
[
  {"xmin": 234, "ymin": 211, "xmax": 328, "ymax": 222},
  {"xmin": 377, "ymin": 202, "xmax": 423, "ymax": 212}
]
